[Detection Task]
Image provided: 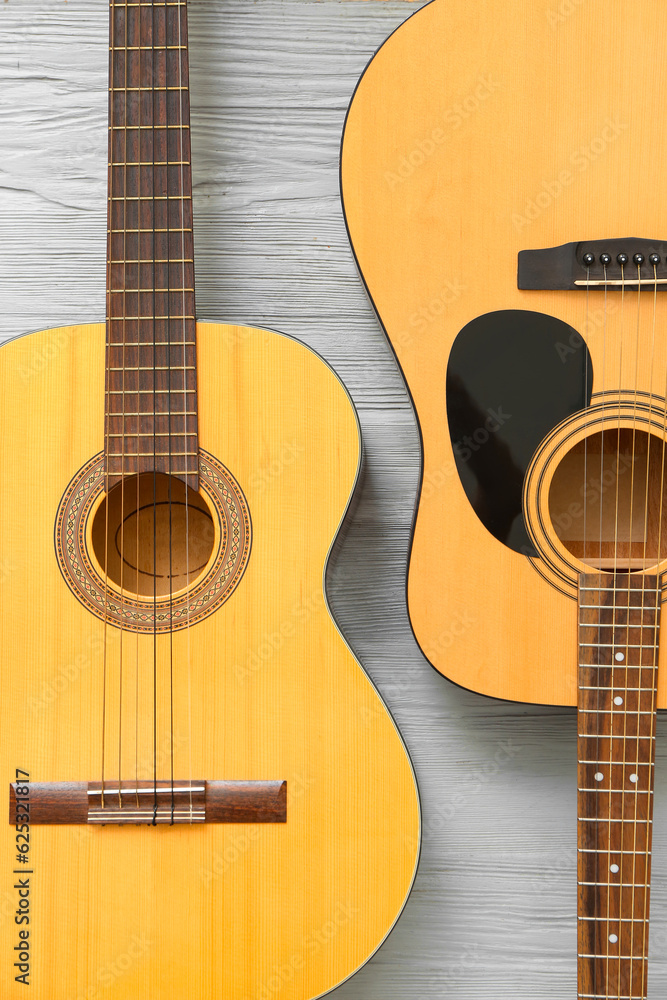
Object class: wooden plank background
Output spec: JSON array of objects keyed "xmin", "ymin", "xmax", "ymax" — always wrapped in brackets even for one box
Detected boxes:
[{"xmin": 2, "ymin": 1, "xmax": 666, "ymax": 997}]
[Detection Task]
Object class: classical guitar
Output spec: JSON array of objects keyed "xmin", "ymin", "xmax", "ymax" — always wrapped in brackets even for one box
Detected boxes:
[
  {"xmin": 342, "ymin": 0, "xmax": 667, "ymax": 996},
  {"xmin": 0, "ymin": 3, "xmax": 420, "ymax": 997}
]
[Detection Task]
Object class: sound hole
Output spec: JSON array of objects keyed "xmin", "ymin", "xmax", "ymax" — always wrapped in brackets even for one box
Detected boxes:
[
  {"xmin": 91, "ymin": 473, "xmax": 215, "ymax": 597},
  {"xmin": 549, "ymin": 428, "xmax": 667, "ymax": 570}
]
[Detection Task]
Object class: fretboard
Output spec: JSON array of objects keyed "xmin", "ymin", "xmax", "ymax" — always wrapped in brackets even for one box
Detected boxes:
[
  {"xmin": 578, "ymin": 573, "xmax": 661, "ymax": 1000},
  {"xmin": 105, "ymin": 0, "xmax": 198, "ymax": 490}
]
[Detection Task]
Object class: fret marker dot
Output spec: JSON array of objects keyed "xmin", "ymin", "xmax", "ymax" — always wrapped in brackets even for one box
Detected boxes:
[
  {"xmin": 594, "ymin": 772, "xmax": 604, "ymax": 782},
  {"xmin": 609, "ymin": 933, "xmax": 618, "ymax": 944},
  {"xmin": 615, "ymin": 652, "xmax": 625, "ymax": 661},
  {"xmin": 630, "ymin": 774, "xmax": 639, "ymax": 783},
  {"xmin": 614, "ymin": 696, "xmax": 623, "ymax": 705},
  {"xmin": 610, "ymin": 864, "xmax": 619, "ymax": 873}
]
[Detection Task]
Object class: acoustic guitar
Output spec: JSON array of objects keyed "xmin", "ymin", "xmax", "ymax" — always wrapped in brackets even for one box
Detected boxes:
[
  {"xmin": 342, "ymin": 0, "xmax": 667, "ymax": 996},
  {"xmin": 0, "ymin": 3, "xmax": 420, "ymax": 997}
]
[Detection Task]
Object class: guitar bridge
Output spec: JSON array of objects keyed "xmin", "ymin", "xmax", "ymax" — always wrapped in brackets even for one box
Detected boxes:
[
  {"xmin": 518, "ymin": 238, "xmax": 667, "ymax": 289},
  {"xmin": 10, "ymin": 779, "xmax": 287, "ymax": 826}
]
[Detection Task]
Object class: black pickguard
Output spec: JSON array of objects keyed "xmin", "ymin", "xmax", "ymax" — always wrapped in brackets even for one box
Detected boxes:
[{"xmin": 446, "ymin": 309, "xmax": 592, "ymax": 556}]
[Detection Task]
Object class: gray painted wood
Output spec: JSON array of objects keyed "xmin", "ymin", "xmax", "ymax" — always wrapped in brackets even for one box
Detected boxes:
[{"xmin": 2, "ymin": 1, "xmax": 666, "ymax": 997}]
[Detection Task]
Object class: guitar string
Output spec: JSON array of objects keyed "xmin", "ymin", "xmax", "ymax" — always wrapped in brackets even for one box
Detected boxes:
[
  {"xmin": 635, "ymin": 265, "xmax": 661, "ymax": 999},
  {"xmin": 165, "ymin": 0, "xmax": 175, "ymax": 825},
  {"xmin": 595, "ymin": 264, "xmax": 616, "ymax": 993},
  {"xmin": 628, "ymin": 581, "xmax": 658, "ymax": 1000},
  {"xmin": 607, "ymin": 265, "xmax": 626, "ymax": 997},
  {"xmin": 605, "ymin": 273, "xmax": 615, "ymax": 1000},
  {"xmin": 583, "ymin": 266, "xmax": 589, "ymax": 568},
  {"xmin": 576, "ymin": 253, "xmax": 609, "ymax": 1000},
  {"xmin": 625, "ymin": 264, "xmax": 657, "ymax": 1000},
  {"xmin": 640, "ymin": 598, "xmax": 660, "ymax": 999},
  {"xmin": 608, "ymin": 266, "xmax": 643, "ymax": 998},
  {"xmin": 135, "ymin": 0, "xmax": 142, "ymax": 810},
  {"xmin": 630, "ymin": 265, "xmax": 653, "ymax": 997},
  {"xmin": 591, "ymin": 273, "xmax": 603, "ymax": 1000},
  {"xmin": 610, "ymin": 264, "xmax": 648, "ymax": 1000},
  {"xmin": 580, "ymin": 265, "xmax": 600, "ymax": 1000},
  {"xmin": 616, "ymin": 266, "xmax": 646, "ymax": 1000},
  {"xmin": 641, "ymin": 587, "xmax": 659, "ymax": 1000},
  {"xmin": 151, "ymin": 0, "xmax": 159, "ymax": 824},
  {"xmin": 116, "ymin": 0, "xmax": 130, "ymax": 813},
  {"xmin": 619, "ymin": 267, "xmax": 654, "ymax": 1000},
  {"xmin": 102, "ymin": 0, "xmax": 119, "ymax": 814},
  {"xmin": 632, "ymin": 580, "xmax": 658, "ymax": 1000},
  {"xmin": 576, "ymin": 269, "xmax": 605, "ymax": 998},
  {"xmin": 596, "ymin": 263, "xmax": 609, "ymax": 1000},
  {"xmin": 177, "ymin": 0, "xmax": 195, "ymax": 822},
  {"xmin": 643, "ymin": 260, "xmax": 667, "ymax": 1000}
]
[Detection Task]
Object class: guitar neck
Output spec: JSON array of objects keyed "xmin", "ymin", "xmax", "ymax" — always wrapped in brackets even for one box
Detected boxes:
[
  {"xmin": 578, "ymin": 573, "xmax": 661, "ymax": 1000},
  {"xmin": 106, "ymin": 0, "xmax": 198, "ymax": 491}
]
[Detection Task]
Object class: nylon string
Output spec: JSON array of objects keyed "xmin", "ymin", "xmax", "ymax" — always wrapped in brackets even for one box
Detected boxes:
[
  {"xmin": 116, "ymin": 0, "xmax": 130, "ymax": 813},
  {"xmin": 176, "ymin": 0, "xmax": 195, "ymax": 822},
  {"xmin": 151, "ymin": 0, "xmax": 158, "ymax": 824}
]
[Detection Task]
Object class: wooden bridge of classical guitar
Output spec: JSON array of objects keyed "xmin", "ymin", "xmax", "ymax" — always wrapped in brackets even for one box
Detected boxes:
[{"xmin": 9, "ymin": 780, "xmax": 287, "ymax": 826}]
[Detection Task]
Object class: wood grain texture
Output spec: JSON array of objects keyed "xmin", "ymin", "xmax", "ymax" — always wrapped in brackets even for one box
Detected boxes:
[{"xmin": 3, "ymin": 2, "xmax": 667, "ymax": 998}]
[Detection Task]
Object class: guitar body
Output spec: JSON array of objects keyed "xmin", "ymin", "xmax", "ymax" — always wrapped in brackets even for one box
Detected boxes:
[
  {"xmin": 0, "ymin": 322, "xmax": 420, "ymax": 999},
  {"xmin": 341, "ymin": 0, "xmax": 667, "ymax": 706}
]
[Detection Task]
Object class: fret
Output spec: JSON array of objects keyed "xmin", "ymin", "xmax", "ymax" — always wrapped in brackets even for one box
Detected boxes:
[
  {"xmin": 110, "ymin": 88, "xmax": 189, "ymax": 92},
  {"xmin": 108, "ymin": 163, "xmax": 190, "ymax": 167},
  {"xmin": 110, "ymin": 45, "xmax": 188, "ymax": 51},
  {"xmin": 105, "ymin": 316, "xmax": 195, "ymax": 322},
  {"xmin": 579, "ymin": 917, "xmax": 650, "ymax": 923},
  {"xmin": 108, "ymin": 411, "xmax": 197, "ymax": 417},
  {"xmin": 579, "ymin": 687, "xmax": 646, "ymax": 692},
  {"xmin": 579, "ymin": 954, "xmax": 647, "ymax": 960},
  {"xmin": 106, "ymin": 341, "xmax": 197, "ymax": 346},
  {"xmin": 108, "ymin": 366, "xmax": 196, "ymax": 372},
  {"xmin": 577, "ymin": 882, "xmax": 648, "ymax": 892},
  {"xmin": 107, "ymin": 432, "xmax": 198, "ymax": 438},
  {"xmin": 108, "ymin": 228, "xmax": 193, "ymax": 234},
  {"xmin": 579, "ymin": 760, "xmax": 654, "ymax": 765},
  {"xmin": 109, "ymin": 259, "xmax": 193, "ymax": 264},
  {"xmin": 108, "ymin": 289, "xmax": 195, "ymax": 294},
  {"xmin": 109, "ymin": 196, "xmax": 192, "ymax": 202},
  {"xmin": 578, "ymin": 788, "xmax": 652, "ymax": 794},
  {"xmin": 107, "ymin": 390, "xmax": 196, "ymax": 396},
  {"xmin": 578, "ymin": 849, "xmax": 652, "ymax": 855},
  {"xmin": 107, "ymin": 452, "xmax": 199, "ymax": 458},
  {"xmin": 109, "ymin": 124, "xmax": 189, "ymax": 129},
  {"xmin": 579, "ymin": 707, "xmax": 655, "ymax": 713},
  {"xmin": 578, "ymin": 817, "xmax": 653, "ymax": 823},
  {"xmin": 577, "ymin": 733, "xmax": 655, "ymax": 743}
]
